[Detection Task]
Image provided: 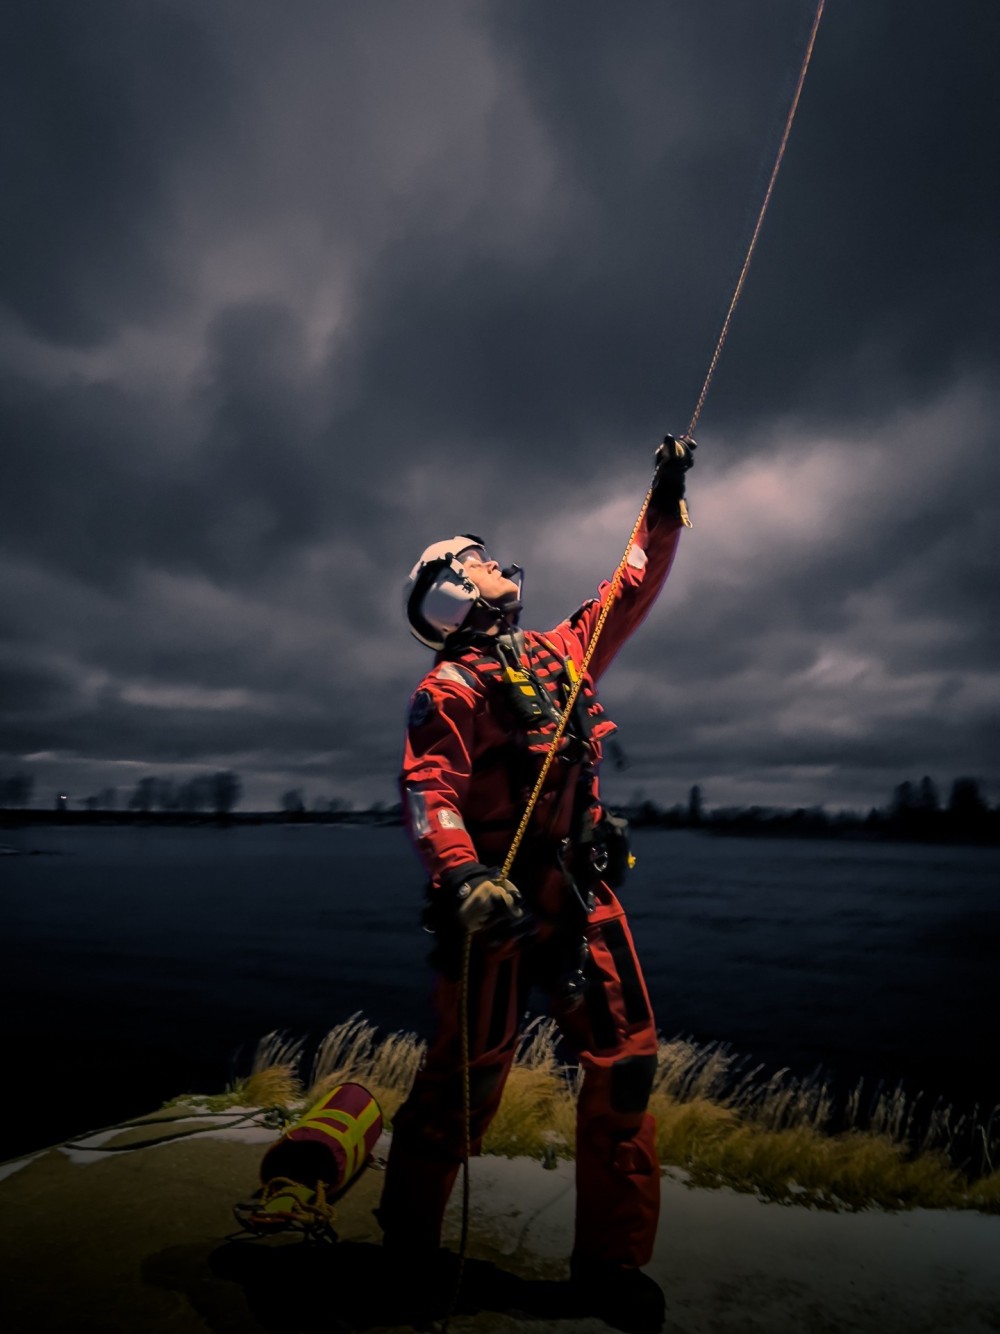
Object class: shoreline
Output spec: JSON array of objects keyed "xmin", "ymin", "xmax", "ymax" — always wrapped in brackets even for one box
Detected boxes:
[{"xmin": 4, "ymin": 808, "xmax": 1000, "ymax": 848}]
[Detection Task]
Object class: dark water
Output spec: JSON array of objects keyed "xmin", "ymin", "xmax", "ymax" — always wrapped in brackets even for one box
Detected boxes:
[{"xmin": 1, "ymin": 825, "xmax": 998, "ymax": 1162}]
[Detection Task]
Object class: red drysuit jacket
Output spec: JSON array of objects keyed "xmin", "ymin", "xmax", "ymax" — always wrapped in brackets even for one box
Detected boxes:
[{"xmin": 401, "ymin": 509, "xmax": 684, "ymax": 888}]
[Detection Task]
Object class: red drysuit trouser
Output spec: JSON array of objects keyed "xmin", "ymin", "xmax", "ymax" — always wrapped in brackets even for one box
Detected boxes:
[{"xmin": 379, "ymin": 882, "xmax": 660, "ymax": 1268}]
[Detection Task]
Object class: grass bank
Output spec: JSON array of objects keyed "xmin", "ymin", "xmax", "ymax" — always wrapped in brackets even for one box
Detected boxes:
[{"xmin": 169, "ymin": 1014, "xmax": 999, "ymax": 1213}]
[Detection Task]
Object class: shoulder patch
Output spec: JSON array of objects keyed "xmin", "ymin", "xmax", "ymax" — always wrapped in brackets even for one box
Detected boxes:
[
  {"xmin": 435, "ymin": 662, "xmax": 478, "ymax": 689},
  {"xmin": 408, "ymin": 688, "xmax": 433, "ymax": 729}
]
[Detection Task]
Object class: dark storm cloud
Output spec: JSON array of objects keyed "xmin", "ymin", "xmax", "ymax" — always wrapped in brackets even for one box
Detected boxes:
[
  {"xmin": 336, "ymin": 0, "xmax": 1000, "ymax": 467},
  {"xmin": 0, "ymin": 1, "xmax": 230, "ymax": 345},
  {"xmin": 1, "ymin": 0, "xmax": 997, "ymax": 811}
]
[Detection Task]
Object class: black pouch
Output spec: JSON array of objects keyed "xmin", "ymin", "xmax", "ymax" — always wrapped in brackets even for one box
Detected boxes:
[{"xmin": 594, "ymin": 811, "xmax": 632, "ymax": 888}]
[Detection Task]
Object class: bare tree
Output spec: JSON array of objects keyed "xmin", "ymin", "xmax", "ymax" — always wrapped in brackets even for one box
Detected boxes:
[
  {"xmin": 129, "ymin": 777, "xmax": 157, "ymax": 813},
  {"xmin": 177, "ymin": 776, "xmax": 212, "ymax": 812},
  {"xmin": 211, "ymin": 771, "xmax": 242, "ymax": 816},
  {"xmin": 688, "ymin": 784, "xmax": 704, "ymax": 826},
  {"xmin": 0, "ymin": 773, "xmax": 34, "ymax": 808}
]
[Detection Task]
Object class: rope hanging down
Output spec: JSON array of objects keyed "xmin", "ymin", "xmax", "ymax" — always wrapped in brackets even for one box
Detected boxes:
[{"xmin": 444, "ymin": 4, "xmax": 826, "ymax": 1325}]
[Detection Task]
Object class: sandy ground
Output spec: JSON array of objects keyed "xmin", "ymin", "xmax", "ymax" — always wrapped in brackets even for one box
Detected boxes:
[{"xmin": 1, "ymin": 1109, "xmax": 999, "ymax": 1334}]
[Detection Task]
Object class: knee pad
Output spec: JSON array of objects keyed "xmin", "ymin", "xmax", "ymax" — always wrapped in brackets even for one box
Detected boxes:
[{"xmin": 610, "ymin": 1054, "xmax": 657, "ymax": 1114}]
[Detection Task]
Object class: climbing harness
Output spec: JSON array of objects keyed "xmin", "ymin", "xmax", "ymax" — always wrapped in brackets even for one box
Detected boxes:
[{"xmin": 440, "ymin": 3, "xmax": 826, "ymax": 1328}]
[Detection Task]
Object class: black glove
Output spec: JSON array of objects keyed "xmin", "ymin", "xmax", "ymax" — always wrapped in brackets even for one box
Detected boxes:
[
  {"xmin": 649, "ymin": 433, "xmax": 696, "ymax": 518},
  {"xmin": 426, "ymin": 862, "xmax": 527, "ymax": 939}
]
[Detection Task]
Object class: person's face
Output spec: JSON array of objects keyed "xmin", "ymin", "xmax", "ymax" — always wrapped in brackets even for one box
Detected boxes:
[{"xmin": 458, "ymin": 545, "xmax": 520, "ymax": 603}]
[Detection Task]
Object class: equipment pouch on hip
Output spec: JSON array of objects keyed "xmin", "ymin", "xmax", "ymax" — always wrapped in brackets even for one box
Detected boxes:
[{"xmin": 595, "ymin": 812, "xmax": 632, "ymax": 889}]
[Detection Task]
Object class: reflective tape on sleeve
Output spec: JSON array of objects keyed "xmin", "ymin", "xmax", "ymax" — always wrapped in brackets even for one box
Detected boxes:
[{"xmin": 406, "ymin": 787, "xmax": 431, "ymax": 837}]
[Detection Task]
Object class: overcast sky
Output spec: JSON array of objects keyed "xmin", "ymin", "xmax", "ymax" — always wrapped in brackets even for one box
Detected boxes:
[{"xmin": 2, "ymin": 0, "xmax": 998, "ymax": 813}]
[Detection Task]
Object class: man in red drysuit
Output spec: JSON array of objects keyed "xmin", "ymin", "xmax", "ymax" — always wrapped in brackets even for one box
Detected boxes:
[{"xmin": 378, "ymin": 436, "xmax": 694, "ymax": 1334}]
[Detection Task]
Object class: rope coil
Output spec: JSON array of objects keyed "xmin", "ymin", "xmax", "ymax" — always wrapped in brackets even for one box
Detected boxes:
[{"xmin": 233, "ymin": 1175, "xmax": 339, "ymax": 1241}]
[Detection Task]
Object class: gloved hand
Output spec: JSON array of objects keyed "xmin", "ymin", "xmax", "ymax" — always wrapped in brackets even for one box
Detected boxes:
[
  {"xmin": 650, "ymin": 433, "xmax": 696, "ymax": 518},
  {"xmin": 457, "ymin": 871, "xmax": 524, "ymax": 934},
  {"xmin": 436, "ymin": 861, "xmax": 525, "ymax": 936}
]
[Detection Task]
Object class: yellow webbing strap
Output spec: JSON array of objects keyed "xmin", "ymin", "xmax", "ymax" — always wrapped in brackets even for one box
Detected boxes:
[
  {"xmin": 288, "ymin": 1087, "xmax": 381, "ymax": 1181},
  {"xmin": 297, "ymin": 1118, "xmax": 360, "ymax": 1173},
  {"xmin": 293, "ymin": 1086, "xmax": 380, "ymax": 1137}
]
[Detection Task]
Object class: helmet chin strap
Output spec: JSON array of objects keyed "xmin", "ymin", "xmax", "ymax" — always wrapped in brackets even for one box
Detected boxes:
[
  {"xmin": 494, "ymin": 591, "xmax": 522, "ymax": 624},
  {"xmin": 498, "ymin": 564, "xmax": 524, "ymax": 626},
  {"xmin": 440, "ymin": 563, "xmax": 523, "ymax": 649},
  {"xmin": 444, "ymin": 594, "xmax": 520, "ymax": 649}
]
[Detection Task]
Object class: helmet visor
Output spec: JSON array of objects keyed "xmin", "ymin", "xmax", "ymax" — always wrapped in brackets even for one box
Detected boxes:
[{"xmin": 454, "ymin": 543, "xmax": 490, "ymax": 569}]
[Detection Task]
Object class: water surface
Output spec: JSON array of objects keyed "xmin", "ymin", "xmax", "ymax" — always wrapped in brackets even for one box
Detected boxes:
[{"xmin": 2, "ymin": 824, "xmax": 997, "ymax": 1160}]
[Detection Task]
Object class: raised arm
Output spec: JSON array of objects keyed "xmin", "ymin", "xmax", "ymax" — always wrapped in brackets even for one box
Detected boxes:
[{"xmin": 548, "ymin": 435, "xmax": 694, "ymax": 681}]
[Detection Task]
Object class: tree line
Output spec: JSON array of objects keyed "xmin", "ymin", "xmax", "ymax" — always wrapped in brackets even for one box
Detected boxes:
[
  {"xmin": 1, "ymin": 770, "xmax": 997, "ymax": 844},
  {"xmin": 0, "ymin": 771, "xmax": 359, "ymax": 822},
  {"xmin": 623, "ymin": 777, "xmax": 999, "ymax": 845},
  {"xmin": 0, "ymin": 771, "xmax": 241, "ymax": 817}
]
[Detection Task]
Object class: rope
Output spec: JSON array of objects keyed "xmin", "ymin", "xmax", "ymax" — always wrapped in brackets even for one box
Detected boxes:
[
  {"xmin": 441, "ymin": 934, "xmax": 473, "ymax": 1333},
  {"xmin": 233, "ymin": 1175, "xmax": 339, "ymax": 1241},
  {"xmin": 63, "ymin": 1106, "xmax": 288, "ymax": 1154},
  {"xmin": 687, "ymin": 0, "xmax": 826, "ymax": 438},
  {"xmin": 502, "ymin": 504, "xmax": 653, "ymax": 882},
  {"xmin": 443, "ymin": 5, "xmax": 826, "ymax": 1323},
  {"xmin": 442, "ymin": 502, "xmax": 654, "ymax": 1334},
  {"xmin": 502, "ymin": 0, "xmax": 827, "ymax": 855}
]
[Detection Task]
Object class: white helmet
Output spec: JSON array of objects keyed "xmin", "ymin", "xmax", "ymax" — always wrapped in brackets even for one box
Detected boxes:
[
  {"xmin": 404, "ymin": 534, "xmax": 488, "ymax": 650},
  {"xmin": 405, "ymin": 534, "xmax": 523, "ymax": 650}
]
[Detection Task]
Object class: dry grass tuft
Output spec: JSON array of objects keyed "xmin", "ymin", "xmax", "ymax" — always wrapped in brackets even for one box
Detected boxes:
[
  {"xmin": 235, "ymin": 1064, "xmax": 303, "ymax": 1108},
  {"xmin": 252, "ymin": 1030, "xmax": 307, "ymax": 1075},
  {"xmin": 302, "ymin": 1012, "xmax": 427, "ymax": 1123},
  {"xmin": 967, "ymin": 1170, "xmax": 1000, "ymax": 1212},
  {"xmin": 651, "ymin": 1092, "xmax": 741, "ymax": 1162},
  {"xmin": 216, "ymin": 1015, "xmax": 999, "ymax": 1213},
  {"xmin": 483, "ymin": 1020, "xmax": 575, "ymax": 1158}
]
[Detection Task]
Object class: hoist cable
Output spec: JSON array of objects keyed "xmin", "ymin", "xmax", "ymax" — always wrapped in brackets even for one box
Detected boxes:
[
  {"xmin": 506, "ymin": 0, "xmax": 827, "ymax": 873},
  {"xmin": 688, "ymin": 0, "xmax": 826, "ymax": 438}
]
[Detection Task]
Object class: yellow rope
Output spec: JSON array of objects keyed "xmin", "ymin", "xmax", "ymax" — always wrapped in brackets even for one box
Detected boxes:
[
  {"xmin": 442, "ymin": 491, "xmax": 656, "ymax": 1334},
  {"xmin": 444, "ymin": 6, "xmax": 827, "ymax": 1323},
  {"xmin": 441, "ymin": 933, "xmax": 473, "ymax": 1333},
  {"xmin": 236, "ymin": 1175, "xmax": 338, "ymax": 1237},
  {"xmin": 500, "ymin": 493, "xmax": 655, "ymax": 883}
]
